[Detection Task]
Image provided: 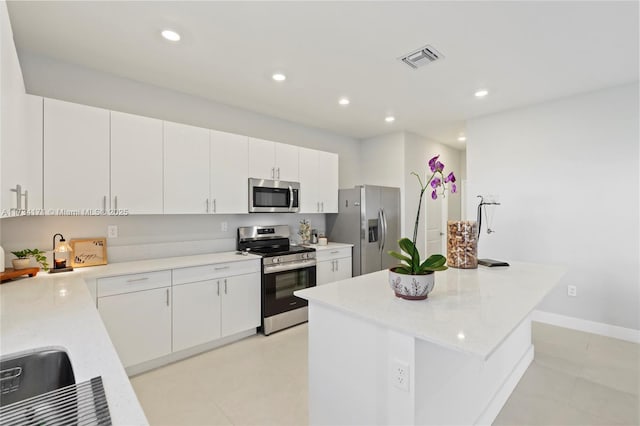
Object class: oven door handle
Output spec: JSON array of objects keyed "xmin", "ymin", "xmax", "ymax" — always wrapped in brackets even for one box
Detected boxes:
[{"xmin": 263, "ymin": 259, "xmax": 316, "ymax": 274}]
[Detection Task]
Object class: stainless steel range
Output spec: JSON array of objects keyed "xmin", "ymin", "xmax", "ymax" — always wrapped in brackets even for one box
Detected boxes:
[{"xmin": 237, "ymin": 225, "xmax": 316, "ymax": 335}]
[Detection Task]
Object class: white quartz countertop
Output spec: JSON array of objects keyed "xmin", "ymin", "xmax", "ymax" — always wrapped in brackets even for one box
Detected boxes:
[
  {"xmin": 300, "ymin": 242, "xmax": 353, "ymax": 251},
  {"xmin": 296, "ymin": 262, "xmax": 566, "ymax": 359},
  {"xmin": 0, "ymin": 250, "xmax": 261, "ymax": 425},
  {"xmin": 82, "ymin": 251, "xmax": 262, "ymax": 279}
]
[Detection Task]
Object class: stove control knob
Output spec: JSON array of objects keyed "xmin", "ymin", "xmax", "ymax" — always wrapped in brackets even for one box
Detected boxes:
[{"xmin": 272, "ymin": 257, "xmax": 280, "ymax": 264}]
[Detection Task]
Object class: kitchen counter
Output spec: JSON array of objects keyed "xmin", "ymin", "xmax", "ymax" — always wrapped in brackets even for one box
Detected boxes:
[
  {"xmin": 308, "ymin": 242, "xmax": 353, "ymax": 251},
  {"xmin": 0, "ymin": 251, "xmax": 261, "ymax": 425},
  {"xmin": 295, "ymin": 261, "xmax": 567, "ymax": 425}
]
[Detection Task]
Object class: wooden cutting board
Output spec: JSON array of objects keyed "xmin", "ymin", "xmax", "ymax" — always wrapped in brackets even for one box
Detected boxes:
[{"xmin": 0, "ymin": 267, "xmax": 40, "ymax": 283}]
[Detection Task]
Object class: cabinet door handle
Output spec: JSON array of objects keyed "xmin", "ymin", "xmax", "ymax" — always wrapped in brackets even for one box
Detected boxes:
[
  {"xmin": 126, "ymin": 277, "xmax": 149, "ymax": 283},
  {"xmin": 166, "ymin": 289, "xmax": 170, "ymax": 306},
  {"xmin": 277, "ymin": 168, "xmax": 280, "ymax": 179},
  {"xmin": 330, "ymin": 250, "xmax": 339, "ymax": 254},
  {"xmin": 10, "ymin": 184, "xmax": 22, "ymax": 211},
  {"xmin": 114, "ymin": 195, "xmax": 118, "ymax": 210},
  {"xmin": 217, "ymin": 281, "xmax": 220, "ymax": 296},
  {"xmin": 213, "ymin": 199, "xmax": 216, "ymax": 213},
  {"xmin": 103, "ymin": 195, "xmax": 107, "ymax": 212},
  {"xmin": 321, "ymin": 202, "xmax": 324, "ymax": 212},
  {"xmin": 271, "ymin": 167, "xmax": 275, "ymax": 179},
  {"xmin": 224, "ymin": 278, "xmax": 228, "ymax": 294},
  {"xmin": 335, "ymin": 260, "xmax": 339, "ymax": 271},
  {"xmin": 317, "ymin": 202, "xmax": 320, "ymax": 212},
  {"xmin": 214, "ymin": 265, "xmax": 229, "ymax": 271},
  {"xmin": 23, "ymin": 190, "xmax": 28, "ymax": 211},
  {"xmin": 331, "ymin": 260, "xmax": 335, "ymax": 272}
]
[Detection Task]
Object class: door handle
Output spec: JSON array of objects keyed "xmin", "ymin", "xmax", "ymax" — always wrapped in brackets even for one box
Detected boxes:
[
  {"xmin": 321, "ymin": 202, "xmax": 324, "ymax": 212},
  {"xmin": 206, "ymin": 198, "xmax": 210, "ymax": 213},
  {"xmin": 277, "ymin": 167, "xmax": 281, "ymax": 179},
  {"xmin": 217, "ymin": 281, "xmax": 220, "ymax": 296},
  {"xmin": 377, "ymin": 209, "xmax": 383, "ymax": 251},
  {"xmin": 335, "ymin": 260, "xmax": 339, "ymax": 271},
  {"xmin": 224, "ymin": 278, "xmax": 228, "ymax": 294},
  {"xmin": 166, "ymin": 289, "xmax": 170, "ymax": 306},
  {"xmin": 103, "ymin": 195, "xmax": 107, "ymax": 212},
  {"xmin": 331, "ymin": 260, "xmax": 335, "ymax": 272},
  {"xmin": 114, "ymin": 195, "xmax": 118, "ymax": 210},
  {"xmin": 317, "ymin": 202, "xmax": 320, "ymax": 212},
  {"xmin": 288, "ymin": 185, "xmax": 293, "ymax": 211},
  {"xmin": 213, "ymin": 199, "xmax": 217, "ymax": 213},
  {"xmin": 271, "ymin": 167, "xmax": 275, "ymax": 179},
  {"xmin": 380, "ymin": 209, "xmax": 387, "ymax": 251}
]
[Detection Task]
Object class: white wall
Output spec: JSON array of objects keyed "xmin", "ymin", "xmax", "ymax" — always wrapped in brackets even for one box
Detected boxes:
[{"xmin": 466, "ymin": 83, "xmax": 639, "ymax": 330}]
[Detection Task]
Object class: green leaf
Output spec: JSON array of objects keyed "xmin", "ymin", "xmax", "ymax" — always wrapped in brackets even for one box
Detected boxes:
[
  {"xmin": 388, "ymin": 250, "xmax": 412, "ymax": 263},
  {"xmin": 393, "ymin": 266, "xmax": 413, "ymax": 274},
  {"xmin": 421, "ymin": 254, "xmax": 446, "ymax": 269}
]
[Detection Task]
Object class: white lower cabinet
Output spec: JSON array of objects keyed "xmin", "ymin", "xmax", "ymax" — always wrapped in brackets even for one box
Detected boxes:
[
  {"xmin": 172, "ymin": 279, "xmax": 221, "ymax": 352},
  {"xmin": 316, "ymin": 247, "xmax": 353, "ymax": 285},
  {"xmin": 97, "ymin": 273, "xmax": 172, "ymax": 368},
  {"xmin": 220, "ymin": 273, "xmax": 261, "ymax": 336},
  {"xmin": 172, "ymin": 271, "xmax": 260, "ymax": 352}
]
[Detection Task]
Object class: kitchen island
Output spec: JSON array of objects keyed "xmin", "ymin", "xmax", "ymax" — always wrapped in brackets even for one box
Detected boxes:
[{"xmin": 295, "ymin": 261, "xmax": 566, "ymax": 425}]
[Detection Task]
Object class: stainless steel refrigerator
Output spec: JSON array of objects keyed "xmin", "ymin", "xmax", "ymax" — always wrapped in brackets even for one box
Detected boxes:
[{"xmin": 326, "ymin": 185, "xmax": 401, "ymax": 276}]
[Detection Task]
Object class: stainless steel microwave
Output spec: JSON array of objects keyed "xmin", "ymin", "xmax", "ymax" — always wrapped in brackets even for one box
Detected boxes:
[{"xmin": 248, "ymin": 178, "xmax": 300, "ymax": 213}]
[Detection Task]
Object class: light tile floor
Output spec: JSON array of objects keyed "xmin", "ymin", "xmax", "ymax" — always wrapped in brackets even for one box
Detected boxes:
[{"xmin": 131, "ymin": 322, "xmax": 639, "ymax": 425}]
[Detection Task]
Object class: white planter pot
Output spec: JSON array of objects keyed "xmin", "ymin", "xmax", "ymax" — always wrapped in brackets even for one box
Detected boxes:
[
  {"xmin": 389, "ymin": 268, "xmax": 435, "ymax": 300},
  {"xmin": 12, "ymin": 258, "xmax": 31, "ymax": 270}
]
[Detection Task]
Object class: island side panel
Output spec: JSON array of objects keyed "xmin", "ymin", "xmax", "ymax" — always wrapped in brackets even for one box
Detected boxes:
[
  {"xmin": 414, "ymin": 315, "xmax": 534, "ymax": 425},
  {"xmin": 309, "ymin": 303, "xmax": 420, "ymax": 425}
]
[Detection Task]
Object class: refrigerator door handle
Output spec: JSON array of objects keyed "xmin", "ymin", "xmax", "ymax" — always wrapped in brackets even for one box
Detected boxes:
[
  {"xmin": 380, "ymin": 208, "xmax": 387, "ymax": 251},
  {"xmin": 377, "ymin": 209, "xmax": 384, "ymax": 252}
]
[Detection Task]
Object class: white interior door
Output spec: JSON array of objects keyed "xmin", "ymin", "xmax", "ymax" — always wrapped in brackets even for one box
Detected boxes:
[{"xmin": 426, "ymin": 195, "xmax": 448, "ymax": 256}]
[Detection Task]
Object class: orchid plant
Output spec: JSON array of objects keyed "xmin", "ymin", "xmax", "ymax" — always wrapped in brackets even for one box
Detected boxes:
[{"xmin": 388, "ymin": 155, "xmax": 457, "ymax": 275}]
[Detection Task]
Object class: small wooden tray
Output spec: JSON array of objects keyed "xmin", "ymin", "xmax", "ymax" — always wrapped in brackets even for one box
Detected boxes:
[{"xmin": 0, "ymin": 267, "xmax": 40, "ymax": 283}]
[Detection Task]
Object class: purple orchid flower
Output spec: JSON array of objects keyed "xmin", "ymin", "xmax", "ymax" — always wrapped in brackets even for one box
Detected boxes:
[
  {"xmin": 431, "ymin": 190, "xmax": 437, "ymax": 200},
  {"xmin": 428, "ymin": 155, "xmax": 439, "ymax": 173},
  {"xmin": 445, "ymin": 172, "xmax": 456, "ymax": 183},
  {"xmin": 430, "ymin": 177, "xmax": 441, "ymax": 189},
  {"xmin": 435, "ymin": 161, "xmax": 444, "ymax": 172},
  {"xmin": 451, "ymin": 184, "xmax": 457, "ymax": 193}
]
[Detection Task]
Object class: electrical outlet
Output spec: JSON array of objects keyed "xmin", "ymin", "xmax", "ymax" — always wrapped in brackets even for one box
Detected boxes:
[
  {"xmin": 391, "ymin": 359, "xmax": 410, "ymax": 392},
  {"xmin": 107, "ymin": 225, "xmax": 118, "ymax": 239},
  {"xmin": 567, "ymin": 285, "xmax": 577, "ymax": 297},
  {"xmin": 221, "ymin": 221, "xmax": 228, "ymax": 232}
]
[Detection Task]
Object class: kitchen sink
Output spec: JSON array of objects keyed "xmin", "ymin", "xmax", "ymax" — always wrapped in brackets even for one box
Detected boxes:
[{"xmin": 0, "ymin": 348, "xmax": 75, "ymax": 407}]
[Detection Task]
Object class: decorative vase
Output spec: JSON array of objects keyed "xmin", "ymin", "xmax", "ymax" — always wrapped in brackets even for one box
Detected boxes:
[
  {"xmin": 389, "ymin": 268, "xmax": 435, "ymax": 300},
  {"xmin": 447, "ymin": 220, "xmax": 478, "ymax": 269},
  {"xmin": 12, "ymin": 258, "xmax": 30, "ymax": 270}
]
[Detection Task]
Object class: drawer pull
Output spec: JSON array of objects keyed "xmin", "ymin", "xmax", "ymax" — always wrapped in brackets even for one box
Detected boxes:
[
  {"xmin": 126, "ymin": 277, "xmax": 150, "ymax": 283},
  {"xmin": 330, "ymin": 250, "xmax": 340, "ymax": 254},
  {"xmin": 166, "ymin": 289, "xmax": 170, "ymax": 306},
  {"xmin": 214, "ymin": 266, "xmax": 230, "ymax": 271}
]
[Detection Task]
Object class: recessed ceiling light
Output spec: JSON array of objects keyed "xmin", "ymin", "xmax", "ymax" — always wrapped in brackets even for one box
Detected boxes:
[
  {"xmin": 474, "ymin": 89, "xmax": 489, "ymax": 98},
  {"xmin": 385, "ymin": 116, "xmax": 395, "ymax": 123},
  {"xmin": 338, "ymin": 98, "xmax": 350, "ymax": 106},
  {"xmin": 161, "ymin": 29, "xmax": 181, "ymax": 42},
  {"xmin": 272, "ymin": 73, "xmax": 286, "ymax": 82},
  {"xmin": 458, "ymin": 136, "xmax": 467, "ymax": 142}
]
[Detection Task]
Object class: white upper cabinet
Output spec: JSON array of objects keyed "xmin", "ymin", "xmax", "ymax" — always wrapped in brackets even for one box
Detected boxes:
[
  {"xmin": 163, "ymin": 121, "xmax": 210, "ymax": 214},
  {"xmin": 299, "ymin": 147, "xmax": 320, "ymax": 213},
  {"xmin": 210, "ymin": 130, "xmax": 248, "ymax": 214},
  {"xmin": 319, "ymin": 151, "xmax": 339, "ymax": 213},
  {"xmin": 248, "ymin": 137, "xmax": 299, "ymax": 181},
  {"xmin": 298, "ymin": 148, "xmax": 339, "ymax": 213},
  {"xmin": 44, "ymin": 98, "xmax": 110, "ymax": 212},
  {"xmin": 111, "ymin": 111, "xmax": 163, "ymax": 214},
  {"xmin": 2, "ymin": 94, "xmax": 43, "ymax": 215}
]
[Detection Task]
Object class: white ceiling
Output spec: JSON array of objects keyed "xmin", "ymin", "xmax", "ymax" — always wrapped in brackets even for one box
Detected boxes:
[{"xmin": 7, "ymin": 1, "xmax": 639, "ymax": 147}]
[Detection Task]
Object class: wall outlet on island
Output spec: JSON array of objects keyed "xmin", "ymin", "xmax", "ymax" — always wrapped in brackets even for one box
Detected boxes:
[
  {"xmin": 391, "ymin": 359, "xmax": 410, "ymax": 392},
  {"xmin": 567, "ymin": 285, "xmax": 577, "ymax": 297},
  {"xmin": 107, "ymin": 225, "xmax": 118, "ymax": 239}
]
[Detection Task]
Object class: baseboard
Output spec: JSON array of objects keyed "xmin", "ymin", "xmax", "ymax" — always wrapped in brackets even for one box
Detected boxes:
[{"xmin": 532, "ymin": 310, "xmax": 640, "ymax": 343}]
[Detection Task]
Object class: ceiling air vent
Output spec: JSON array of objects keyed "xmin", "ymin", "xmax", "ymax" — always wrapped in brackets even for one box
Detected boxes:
[{"xmin": 399, "ymin": 45, "xmax": 443, "ymax": 69}]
